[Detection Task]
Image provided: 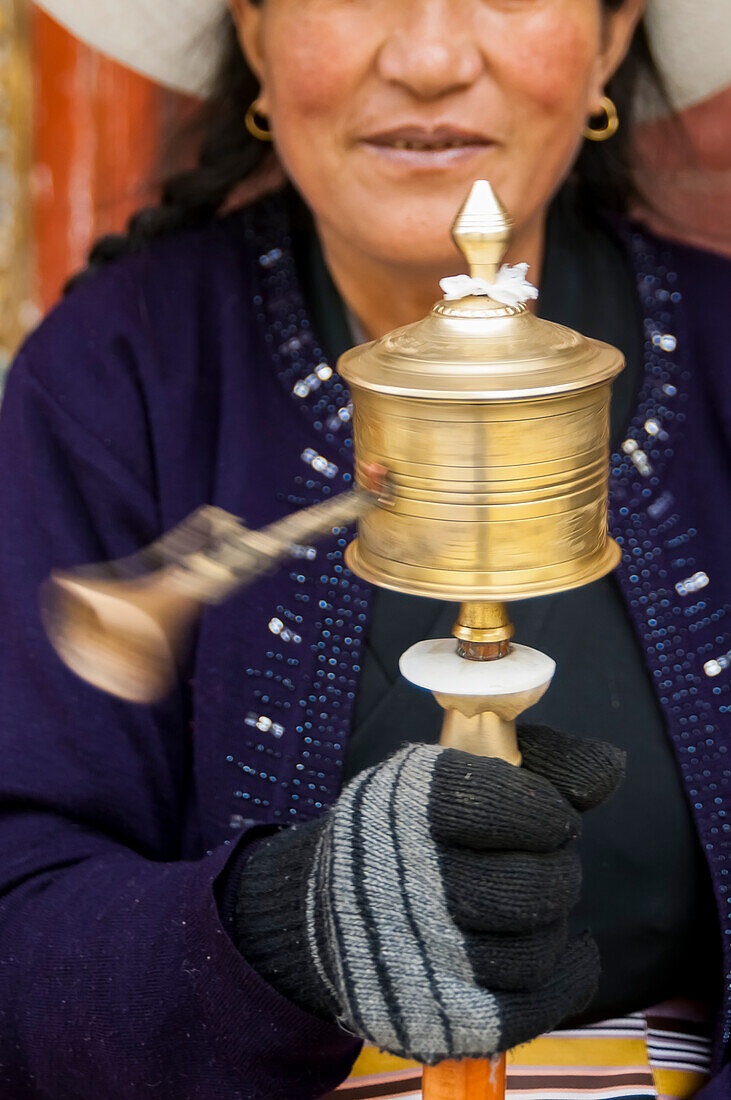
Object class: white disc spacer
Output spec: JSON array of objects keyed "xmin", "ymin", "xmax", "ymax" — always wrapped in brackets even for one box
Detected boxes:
[{"xmin": 399, "ymin": 638, "xmax": 556, "ymax": 696}]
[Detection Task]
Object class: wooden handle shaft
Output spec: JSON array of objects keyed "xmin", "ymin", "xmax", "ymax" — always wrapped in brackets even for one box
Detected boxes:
[
  {"xmin": 423, "ymin": 702, "xmax": 516, "ymax": 1100},
  {"xmin": 423, "ymin": 1054, "xmax": 506, "ymax": 1099}
]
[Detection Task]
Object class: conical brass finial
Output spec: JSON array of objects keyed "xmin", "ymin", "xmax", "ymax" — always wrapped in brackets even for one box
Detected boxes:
[{"xmin": 450, "ymin": 179, "xmax": 514, "ymax": 283}]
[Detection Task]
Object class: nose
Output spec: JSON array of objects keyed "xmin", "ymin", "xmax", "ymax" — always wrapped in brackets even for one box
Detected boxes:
[{"xmin": 377, "ymin": 0, "xmax": 484, "ymax": 100}]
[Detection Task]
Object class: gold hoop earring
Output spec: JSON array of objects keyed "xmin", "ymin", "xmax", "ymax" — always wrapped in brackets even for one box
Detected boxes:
[
  {"xmin": 582, "ymin": 95, "xmax": 619, "ymax": 142},
  {"xmin": 245, "ymin": 99, "xmax": 273, "ymax": 142}
]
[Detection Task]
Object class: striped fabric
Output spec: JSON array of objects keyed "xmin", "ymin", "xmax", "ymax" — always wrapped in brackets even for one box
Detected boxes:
[{"xmin": 326, "ymin": 1001, "xmax": 711, "ymax": 1100}]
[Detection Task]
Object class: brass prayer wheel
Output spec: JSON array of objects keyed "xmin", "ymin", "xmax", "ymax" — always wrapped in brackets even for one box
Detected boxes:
[{"xmin": 339, "ymin": 181, "xmax": 623, "ymax": 601}]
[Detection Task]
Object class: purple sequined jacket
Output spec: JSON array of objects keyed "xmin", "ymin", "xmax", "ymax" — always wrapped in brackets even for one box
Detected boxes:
[{"xmin": 0, "ymin": 193, "xmax": 728, "ymax": 1099}]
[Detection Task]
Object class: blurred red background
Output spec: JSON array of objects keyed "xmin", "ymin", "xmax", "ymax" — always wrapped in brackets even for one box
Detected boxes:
[{"xmin": 31, "ymin": 7, "xmax": 192, "ymax": 310}]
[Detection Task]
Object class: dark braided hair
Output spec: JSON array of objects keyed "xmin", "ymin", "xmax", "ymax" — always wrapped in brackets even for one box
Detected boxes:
[{"xmin": 65, "ymin": 3, "xmax": 666, "ymax": 294}]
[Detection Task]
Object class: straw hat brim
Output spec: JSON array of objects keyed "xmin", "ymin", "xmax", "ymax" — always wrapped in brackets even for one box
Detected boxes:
[{"xmin": 33, "ymin": 0, "xmax": 731, "ymax": 116}]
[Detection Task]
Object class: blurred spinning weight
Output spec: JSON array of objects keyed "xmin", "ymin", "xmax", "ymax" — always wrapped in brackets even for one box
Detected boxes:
[{"xmin": 41, "ymin": 479, "xmax": 387, "ymax": 704}]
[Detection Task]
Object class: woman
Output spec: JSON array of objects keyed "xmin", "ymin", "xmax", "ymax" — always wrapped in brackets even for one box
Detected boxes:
[{"xmin": 0, "ymin": 0, "xmax": 729, "ymax": 1097}]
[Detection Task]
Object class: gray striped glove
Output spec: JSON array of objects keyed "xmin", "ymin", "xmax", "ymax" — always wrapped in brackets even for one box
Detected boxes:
[{"xmin": 235, "ymin": 726, "xmax": 624, "ymax": 1064}]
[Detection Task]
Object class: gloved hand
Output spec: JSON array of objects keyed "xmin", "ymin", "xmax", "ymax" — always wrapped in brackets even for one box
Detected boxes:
[{"xmin": 235, "ymin": 725, "xmax": 624, "ymax": 1064}]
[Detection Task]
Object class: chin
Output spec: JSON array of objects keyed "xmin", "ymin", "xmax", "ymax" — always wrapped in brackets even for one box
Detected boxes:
[
  {"xmin": 351, "ymin": 201, "xmax": 464, "ymax": 272},
  {"xmin": 342, "ymin": 225, "xmax": 448, "ymax": 271}
]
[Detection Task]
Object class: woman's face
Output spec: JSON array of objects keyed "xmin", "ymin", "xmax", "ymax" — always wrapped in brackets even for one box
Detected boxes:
[{"xmin": 233, "ymin": 0, "xmax": 642, "ymax": 270}]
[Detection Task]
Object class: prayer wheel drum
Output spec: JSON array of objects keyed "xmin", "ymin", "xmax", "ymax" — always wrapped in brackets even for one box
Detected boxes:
[{"xmin": 339, "ymin": 183, "xmax": 624, "ymax": 601}]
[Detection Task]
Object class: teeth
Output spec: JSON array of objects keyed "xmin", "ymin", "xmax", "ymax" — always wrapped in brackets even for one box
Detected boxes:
[{"xmin": 389, "ymin": 139, "xmax": 469, "ymax": 151}]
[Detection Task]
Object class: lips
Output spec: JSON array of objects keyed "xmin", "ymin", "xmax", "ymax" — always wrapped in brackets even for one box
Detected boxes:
[{"xmin": 362, "ymin": 124, "xmax": 491, "ymax": 152}]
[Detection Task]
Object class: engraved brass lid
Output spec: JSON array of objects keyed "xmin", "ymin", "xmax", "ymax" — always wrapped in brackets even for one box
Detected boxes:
[
  {"xmin": 338, "ymin": 180, "xmax": 623, "ymax": 401},
  {"xmin": 338, "ymin": 180, "xmax": 624, "ymax": 602}
]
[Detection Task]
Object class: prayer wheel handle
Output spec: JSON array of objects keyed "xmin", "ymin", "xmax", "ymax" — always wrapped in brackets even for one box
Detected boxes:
[{"xmin": 402, "ymin": 601, "xmax": 556, "ymax": 1100}]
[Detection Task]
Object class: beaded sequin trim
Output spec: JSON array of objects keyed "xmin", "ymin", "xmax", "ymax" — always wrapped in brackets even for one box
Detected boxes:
[
  {"xmin": 609, "ymin": 228, "xmax": 730, "ymax": 1056},
  {"xmin": 226, "ymin": 197, "xmax": 370, "ymax": 829}
]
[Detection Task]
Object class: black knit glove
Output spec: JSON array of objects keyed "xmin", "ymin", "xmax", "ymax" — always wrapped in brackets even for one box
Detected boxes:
[{"xmin": 235, "ymin": 726, "xmax": 624, "ymax": 1064}]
